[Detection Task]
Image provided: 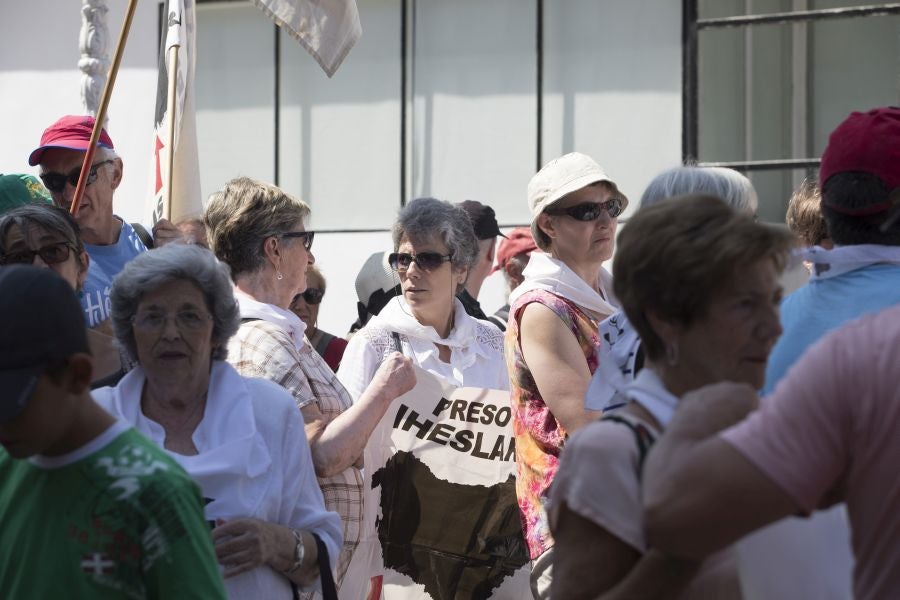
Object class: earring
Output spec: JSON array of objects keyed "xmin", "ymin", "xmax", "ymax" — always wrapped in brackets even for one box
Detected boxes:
[
  {"xmin": 666, "ymin": 341, "xmax": 679, "ymax": 367},
  {"xmin": 276, "ymin": 271, "xmax": 284, "ymax": 281}
]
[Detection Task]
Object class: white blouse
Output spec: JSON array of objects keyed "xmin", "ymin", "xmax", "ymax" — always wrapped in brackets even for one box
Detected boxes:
[
  {"xmin": 337, "ymin": 296, "xmax": 509, "ymax": 398},
  {"xmin": 93, "ymin": 361, "xmax": 343, "ymax": 600}
]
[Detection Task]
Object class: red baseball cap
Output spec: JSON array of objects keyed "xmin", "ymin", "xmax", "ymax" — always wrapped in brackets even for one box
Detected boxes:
[
  {"xmin": 492, "ymin": 227, "xmax": 538, "ymax": 273},
  {"xmin": 28, "ymin": 115, "xmax": 115, "ymax": 166},
  {"xmin": 819, "ymin": 107, "xmax": 900, "ymax": 216}
]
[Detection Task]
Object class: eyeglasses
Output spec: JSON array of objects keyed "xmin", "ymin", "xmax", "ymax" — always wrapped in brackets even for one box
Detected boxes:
[
  {"xmin": 388, "ymin": 252, "xmax": 453, "ymax": 272},
  {"xmin": 545, "ymin": 198, "xmax": 624, "ymax": 221},
  {"xmin": 300, "ymin": 288, "xmax": 324, "ymax": 305},
  {"xmin": 279, "ymin": 230, "xmax": 315, "ymax": 251},
  {"xmin": 0, "ymin": 241, "xmax": 76, "ymax": 266},
  {"xmin": 39, "ymin": 160, "xmax": 115, "ymax": 194},
  {"xmin": 132, "ymin": 310, "xmax": 213, "ymax": 332}
]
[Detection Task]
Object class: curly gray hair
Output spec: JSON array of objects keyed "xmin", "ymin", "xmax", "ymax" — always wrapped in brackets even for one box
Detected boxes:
[
  {"xmin": 109, "ymin": 244, "xmax": 240, "ymax": 362},
  {"xmin": 392, "ymin": 197, "xmax": 479, "ymax": 276}
]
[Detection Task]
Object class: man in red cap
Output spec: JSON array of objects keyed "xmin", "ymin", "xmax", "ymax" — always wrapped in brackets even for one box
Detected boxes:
[
  {"xmin": 761, "ymin": 105, "xmax": 900, "ymax": 395},
  {"xmin": 29, "ymin": 115, "xmax": 180, "ymax": 328},
  {"xmin": 486, "ymin": 226, "xmax": 539, "ymax": 331}
]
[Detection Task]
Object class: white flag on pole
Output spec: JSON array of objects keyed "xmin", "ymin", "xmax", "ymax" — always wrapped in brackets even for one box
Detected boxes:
[
  {"xmin": 249, "ymin": 0, "xmax": 362, "ymax": 78},
  {"xmin": 147, "ymin": 0, "xmax": 201, "ymax": 226}
]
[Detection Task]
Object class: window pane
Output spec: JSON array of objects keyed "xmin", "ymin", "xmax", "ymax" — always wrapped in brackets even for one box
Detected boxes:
[
  {"xmin": 279, "ymin": 0, "xmax": 401, "ymax": 231},
  {"xmin": 543, "ymin": 0, "xmax": 683, "ymax": 213},
  {"xmin": 411, "ymin": 0, "xmax": 536, "ymax": 225},
  {"xmin": 196, "ymin": 3, "xmax": 275, "ymax": 202}
]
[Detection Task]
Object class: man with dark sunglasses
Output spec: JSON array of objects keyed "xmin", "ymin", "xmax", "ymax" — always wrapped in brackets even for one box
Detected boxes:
[{"xmin": 28, "ymin": 115, "xmax": 180, "ymax": 328}]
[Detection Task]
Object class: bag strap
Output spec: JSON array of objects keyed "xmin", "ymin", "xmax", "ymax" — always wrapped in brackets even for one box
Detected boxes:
[
  {"xmin": 289, "ymin": 534, "xmax": 338, "ymax": 600},
  {"xmin": 314, "ymin": 533, "xmax": 338, "ymax": 600},
  {"xmin": 131, "ymin": 222, "xmax": 154, "ymax": 249},
  {"xmin": 600, "ymin": 413, "xmax": 656, "ymax": 475}
]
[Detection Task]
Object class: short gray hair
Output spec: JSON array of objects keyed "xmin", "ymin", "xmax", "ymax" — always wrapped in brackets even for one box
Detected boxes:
[
  {"xmin": 392, "ymin": 197, "xmax": 479, "ymax": 272},
  {"xmin": 110, "ymin": 244, "xmax": 240, "ymax": 362},
  {"xmin": 204, "ymin": 177, "xmax": 311, "ymax": 279},
  {"xmin": 640, "ymin": 166, "xmax": 758, "ymax": 215}
]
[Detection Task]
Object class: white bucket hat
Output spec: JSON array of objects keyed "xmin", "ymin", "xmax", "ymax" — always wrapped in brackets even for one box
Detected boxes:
[{"xmin": 527, "ymin": 152, "xmax": 623, "ymax": 247}]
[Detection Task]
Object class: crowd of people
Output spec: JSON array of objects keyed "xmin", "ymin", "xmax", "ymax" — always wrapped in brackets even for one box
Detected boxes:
[{"xmin": 0, "ymin": 105, "xmax": 898, "ymax": 600}]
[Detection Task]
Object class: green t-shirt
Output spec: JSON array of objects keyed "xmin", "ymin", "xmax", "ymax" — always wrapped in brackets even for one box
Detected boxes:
[{"xmin": 0, "ymin": 422, "xmax": 226, "ymax": 599}]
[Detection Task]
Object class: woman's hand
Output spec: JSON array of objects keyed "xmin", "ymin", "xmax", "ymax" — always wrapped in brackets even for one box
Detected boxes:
[
  {"xmin": 212, "ymin": 517, "xmax": 293, "ymax": 578},
  {"xmin": 370, "ymin": 351, "xmax": 417, "ymax": 404}
]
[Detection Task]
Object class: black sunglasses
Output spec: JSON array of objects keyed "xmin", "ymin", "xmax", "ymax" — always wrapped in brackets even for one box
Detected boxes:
[
  {"xmin": 389, "ymin": 252, "xmax": 453, "ymax": 272},
  {"xmin": 0, "ymin": 241, "xmax": 76, "ymax": 266},
  {"xmin": 279, "ymin": 230, "xmax": 315, "ymax": 251},
  {"xmin": 298, "ymin": 288, "xmax": 324, "ymax": 305},
  {"xmin": 545, "ymin": 198, "xmax": 624, "ymax": 221},
  {"xmin": 39, "ymin": 159, "xmax": 115, "ymax": 194}
]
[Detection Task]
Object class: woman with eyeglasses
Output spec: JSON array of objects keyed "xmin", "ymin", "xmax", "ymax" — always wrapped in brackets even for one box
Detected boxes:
[
  {"xmin": 506, "ymin": 152, "xmax": 627, "ymax": 598},
  {"xmin": 0, "ymin": 202, "xmax": 128, "ymax": 387},
  {"xmin": 93, "ymin": 244, "xmax": 343, "ymax": 598},
  {"xmin": 289, "ymin": 265, "xmax": 348, "ymax": 372},
  {"xmin": 203, "ymin": 177, "xmax": 416, "ymax": 599},
  {"xmin": 336, "ymin": 197, "xmax": 513, "ymax": 598}
]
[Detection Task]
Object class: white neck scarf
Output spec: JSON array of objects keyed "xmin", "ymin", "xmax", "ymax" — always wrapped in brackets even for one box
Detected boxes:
[
  {"xmin": 799, "ymin": 244, "xmax": 900, "ymax": 281},
  {"xmin": 94, "ymin": 361, "xmax": 272, "ymax": 519},
  {"xmin": 235, "ymin": 289, "xmax": 307, "ymax": 350},
  {"xmin": 509, "ymin": 252, "xmax": 618, "ymax": 318},
  {"xmin": 622, "ymin": 369, "xmax": 679, "ymax": 428}
]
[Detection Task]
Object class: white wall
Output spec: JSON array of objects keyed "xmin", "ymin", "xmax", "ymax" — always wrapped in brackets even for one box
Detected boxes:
[{"xmin": 0, "ymin": 0, "xmax": 159, "ymax": 225}]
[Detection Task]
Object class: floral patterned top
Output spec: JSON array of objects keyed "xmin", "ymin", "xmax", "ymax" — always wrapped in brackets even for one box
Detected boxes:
[{"xmin": 505, "ymin": 289, "xmax": 602, "ymax": 559}]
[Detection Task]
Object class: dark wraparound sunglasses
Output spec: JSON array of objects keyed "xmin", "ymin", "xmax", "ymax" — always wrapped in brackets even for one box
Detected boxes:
[
  {"xmin": 545, "ymin": 198, "xmax": 624, "ymax": 221},
  {"xmin": 388, "ymin": 252, "xmax": 453, "ymax": 272},
  {"xmin": 0, "ymin": 241, "xmax": 77, "ymax": 266},
  {"xmin": 39, "ymin": 160, "xmax": 115, "ymax": 194},
  {"xmin": 279, "ymin": 230, "xmax": 315, "ymax": 251},
  {"xmin": 295, "ymin": 288, "xmax": 324, "ymax": 305}
]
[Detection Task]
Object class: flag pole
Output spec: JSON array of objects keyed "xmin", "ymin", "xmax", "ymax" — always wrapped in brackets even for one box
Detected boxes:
[
  {"xmin": 70, "ymin": 0, "xmax": 139, "ymax": 215},
  {"xmin": 163, "ymin": 43, "xmax": 179, "ymax": 221}
]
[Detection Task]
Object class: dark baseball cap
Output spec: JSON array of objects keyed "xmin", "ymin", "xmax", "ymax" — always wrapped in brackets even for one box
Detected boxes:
[
  {"xmin": 457, "ymin": 200, "xmax": 507, "ymax": 240},
  {"xmin": 0, "ymin": 265, "xmax": 89, "ymax": 423}
]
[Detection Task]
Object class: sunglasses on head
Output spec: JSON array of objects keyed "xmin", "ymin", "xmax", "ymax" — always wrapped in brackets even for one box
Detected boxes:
[
  {"xmin": 545, "ymin": 198, "xmax": 624, "ymax": 221},
  {"xmin": 279, "ymin": 230, "xmax": 315, "ymax": 251},
  {"xmin": 297, "ymin": 288, "xmax": 324, "ymax": 305},
  {"xmin": 388, "ymin": 251, "xmax": 453, "ymax": 272},
  {"xmin": 0, "ymin": 241, "xmax": 76, "ymax": 266},
  {"xmin": 39, "ymin": 159, "xmax": 115, "ymax": 194}
]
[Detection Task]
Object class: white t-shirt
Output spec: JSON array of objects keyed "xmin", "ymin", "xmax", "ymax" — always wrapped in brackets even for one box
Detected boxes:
[{"xmin": 551, "ymin": 414, "xmax": 741, "ymax": 599}]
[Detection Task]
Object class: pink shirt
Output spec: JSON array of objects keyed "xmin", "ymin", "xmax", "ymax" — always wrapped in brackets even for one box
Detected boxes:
[{"xmin": 721, "ymin": 304, "xmax": 900, "ymax": 600}]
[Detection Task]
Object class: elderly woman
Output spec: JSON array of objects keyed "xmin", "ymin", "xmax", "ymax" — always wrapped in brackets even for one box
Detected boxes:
[
  {"xmin": 0, "ymin": 203, "xmax": 127, "ymax": 387},
  {"xmin": 505, "ymin": 152, "xmax": 625, "ymax": 596},
  {"xmin": 203, "ymin": 177, "xmax": 415, "ymax": 599},
  {"xmin": 337, "ymin": 197, "xmax": 512, "ymax": 597},
  {"xmin": 588, "ymin": 165, "xmax": 759, "ymax": 411},
  {"xmin": 289, "ymin": 265, "xmax": 348, "ymax": 371},
  {"xmin": 92, "ymin": 244, "xmax": 342, "ymax": 598},
  {"xmin": 550, "ymin": 195, "xmax": 792, "ymax": 598}
]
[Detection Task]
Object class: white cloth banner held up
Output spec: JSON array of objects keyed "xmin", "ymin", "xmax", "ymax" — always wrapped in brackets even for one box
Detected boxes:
[
  {"xmin": 249, "ymin": 0, "xmax": 362, "ymax": 78},
  {"xmin": 146, "ymin": 0, "xmax": 201, "ymax": 226}
]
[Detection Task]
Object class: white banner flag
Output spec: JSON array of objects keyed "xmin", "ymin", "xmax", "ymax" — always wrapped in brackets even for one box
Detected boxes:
[
  {"xmin": 249, "ymin": 0, "xmax": 362, "ymax": 77},
  {"xmin": 363, "ymin": 366, "xmax": 531, "ymax": 599},
  {"xmin": 147, "ymin": 0, "xmax": 201, "ymax": 226}
]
